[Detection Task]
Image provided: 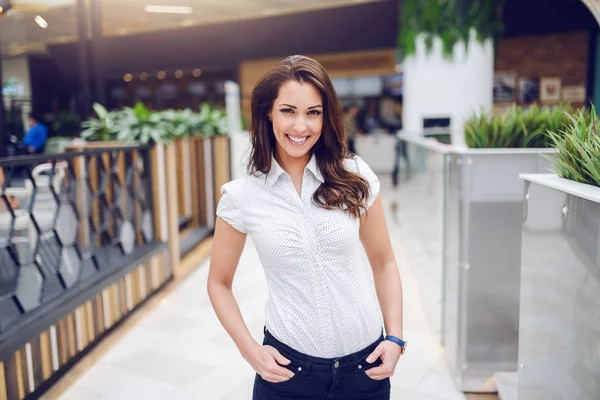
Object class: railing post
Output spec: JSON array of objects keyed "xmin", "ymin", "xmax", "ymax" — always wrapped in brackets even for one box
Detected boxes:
[
  {"xmin": 165, "ymin": 143, "xmax": 181, "ymax": 277},
  {"xmin": 189, "ymin": 138, "xmax": 203, "ymax": 228},
  {"xmin": 212, "ymin": 135, "xmax": 231, "ymax": 214}
]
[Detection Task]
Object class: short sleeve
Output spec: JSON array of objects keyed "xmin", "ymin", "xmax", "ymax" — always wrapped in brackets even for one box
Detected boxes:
[
  {"xmin": 353, "ymin": 156, "xmax": 380, "ymax": 213},
  {"xmin": 216, "ymin": 182, "xmax": 247, "ymax": 233}
]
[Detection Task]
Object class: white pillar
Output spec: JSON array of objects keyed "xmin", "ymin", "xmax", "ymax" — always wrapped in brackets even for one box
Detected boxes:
[
  {"xmin": 402, "ymin": 29, "xmax": 494, "ymax": 146},
  {"xmin": 230, "ymin": 131, "xmax": 251, "ymax": 181}
]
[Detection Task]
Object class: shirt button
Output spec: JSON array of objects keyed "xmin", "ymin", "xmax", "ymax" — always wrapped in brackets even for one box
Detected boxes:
[{"xmin": 334, "ymin": 361, "xmax": 340, "ymax": 369}]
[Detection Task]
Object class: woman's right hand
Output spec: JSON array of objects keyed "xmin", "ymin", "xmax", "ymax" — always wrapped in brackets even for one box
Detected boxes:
[{"xmin": 244, "ymin": 344, "xmax": 295, "ymax": 383}]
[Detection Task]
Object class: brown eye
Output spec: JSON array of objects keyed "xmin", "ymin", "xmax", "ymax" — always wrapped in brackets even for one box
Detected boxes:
[
  {"xmin": 281, "ymin": 108, "xmax": 293, "ymax": 114},
  {"xmin": 309, "ymin": 110, "xmax": 322, "ymax": 116}
]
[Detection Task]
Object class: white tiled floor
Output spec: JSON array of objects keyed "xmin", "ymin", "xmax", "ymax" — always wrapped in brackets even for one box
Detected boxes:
[{"xmin": 57, "ymin": 175, "xmax": 467, "ymax": 400}]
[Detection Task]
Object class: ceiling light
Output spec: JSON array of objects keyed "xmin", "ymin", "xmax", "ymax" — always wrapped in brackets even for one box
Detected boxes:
[
  {"xmin": 157, "ymin": 71, "xmax": 166, "ymax": 80},
  {"xmin": 192, "ymin": 69, "xmax": 201, "ymax": 78},
  {"xmin": 175, "ymin": 70, "xmax": 184, "ymax": 79},
  {"xmin": 0, "ymin": 1, "xmax": 11, "ymax": 16},
  {"xmin": 35, "ymin": 15, "xmax": 48, "ymax": 28},
  {"xmin": 124, "ymin": 73, "xmax": 133, "ymax": 82},
  {"xmin": 140, "ymin": 72, "xmax": 148, "ymax": 81},
  {"xmin": 181, "ymin": 18, "xmax": 195, "ymax": 27},
  {"xmin": 144, "ymin": 5, "xmax": 193, "ymax": 14}
]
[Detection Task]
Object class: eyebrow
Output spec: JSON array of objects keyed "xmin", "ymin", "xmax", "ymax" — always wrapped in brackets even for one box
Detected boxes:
[{"xmin": 279, "ymin": 104, "xmax": 323, "ymax": 109}]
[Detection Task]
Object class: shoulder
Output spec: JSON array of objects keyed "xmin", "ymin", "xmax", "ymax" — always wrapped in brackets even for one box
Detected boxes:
[
  {"xmin": 220, "ymin": 175, "xmax": 253, "ymax": 198},
  {"xmin": 343, "ymin": 155, "xmax": 376, "ymax": 180},
  {"xmin": 344, "ymin": 155, "xmax": 380, "ymax": 210}
]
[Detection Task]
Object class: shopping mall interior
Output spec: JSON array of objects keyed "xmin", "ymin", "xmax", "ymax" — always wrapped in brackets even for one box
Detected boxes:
[{"xmin": 0, "ymin": 0, "xmax": 599, "ymax": 399}]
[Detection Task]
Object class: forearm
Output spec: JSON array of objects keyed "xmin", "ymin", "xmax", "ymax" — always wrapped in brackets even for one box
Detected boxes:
[
  {"xmin": 207, "ymin": 281, "xmax": 259, "ymax": 358},
  {"xmin": 372, "ymin": 261, "xmax": 404, "ymax": 338}
]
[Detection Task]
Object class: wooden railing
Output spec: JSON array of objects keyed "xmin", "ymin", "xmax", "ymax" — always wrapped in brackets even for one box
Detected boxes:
[
  {"xmin": 0, "ymin": 135, "xmax": 231, "ymax": 399},
  {"xmin": 173, "ymin": 136, "xmax": 231, "ymax": 257}
]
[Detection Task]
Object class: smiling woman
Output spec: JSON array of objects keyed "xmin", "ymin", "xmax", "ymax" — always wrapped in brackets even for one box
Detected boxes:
[
  {"xmin": 269, "ymin": 81, "xmax": 323, "ymax": 159},
  {"xmin": 208, "ymin": 55, "xmax": 406, "ymax": 400},
  {"xmin": 249, "ymin": 55, "xmax": 372, "ymax": 217}
]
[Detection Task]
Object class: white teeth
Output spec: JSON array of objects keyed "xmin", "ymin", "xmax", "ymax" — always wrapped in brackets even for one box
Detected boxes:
[{"xmin": 287, "ymin": 135, "xmax": 307, "ymax": 144}]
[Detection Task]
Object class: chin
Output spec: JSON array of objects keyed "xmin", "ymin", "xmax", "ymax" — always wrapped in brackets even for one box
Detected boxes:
[{"xmin": 282, "ymin": 145, "xmax": 313, "ymax": 159}]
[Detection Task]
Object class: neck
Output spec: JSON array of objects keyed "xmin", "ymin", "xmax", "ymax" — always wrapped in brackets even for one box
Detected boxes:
[{"xmin": 274, "ymin": 148, "xmax": 311, "ymax": 177}]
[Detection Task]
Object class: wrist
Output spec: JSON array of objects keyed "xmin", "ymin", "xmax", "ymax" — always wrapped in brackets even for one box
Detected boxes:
[
  {"xmin": 239, "ymin": 339, "xmax": 260, "ymax": 360},
  {"xmin": 385, "ymin": 335, "xmax": 407, "ymax": 355}
]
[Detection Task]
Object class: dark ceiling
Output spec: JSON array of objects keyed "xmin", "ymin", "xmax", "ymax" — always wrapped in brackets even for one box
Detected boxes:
[
  {"xmin": 502, "ymin": 0, "xmax": 597, "ymax": 37},
  {"xmin": 48, "ymin": 0, "xmax": 399, "ymax": 77},
  {"xmin": 45, "ymin": 0, "xmax": 599, "ymax": 78}
]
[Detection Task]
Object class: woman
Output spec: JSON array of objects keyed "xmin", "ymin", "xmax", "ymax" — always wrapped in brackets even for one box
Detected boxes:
[{"xmin": 208, "ymin": 55, "xmax": 405, "ymax": 400}]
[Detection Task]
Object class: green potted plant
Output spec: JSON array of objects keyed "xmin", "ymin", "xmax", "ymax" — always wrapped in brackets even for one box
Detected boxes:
[
  {"xmin": 547, "ymin": 106, "xmax": 600, "ymax": 187},
  {"xmin": 464, "ymin": 104, "xmax": 574, "ymax": 149},
  {"xmin": 398, "ymin": 0, "xmax": 505, "ymax": 60},
  {"xmin": 187, "ymin": 103, "xmax": 228, "ymax": 137}
]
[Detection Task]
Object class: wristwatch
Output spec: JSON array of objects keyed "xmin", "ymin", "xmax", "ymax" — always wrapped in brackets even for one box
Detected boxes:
[{"xmin": 385, "ymin": 335, "xmax": 407, "ymax": 355}]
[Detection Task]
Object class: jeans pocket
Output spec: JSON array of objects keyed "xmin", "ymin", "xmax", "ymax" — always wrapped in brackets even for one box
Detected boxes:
[
  {"xmin": 258, "ymin": 360, "xmax": 307, "ymax": 386},
  {"xmin": 359, "ymin": 357, "xmax": 385, "ymax": 382}
]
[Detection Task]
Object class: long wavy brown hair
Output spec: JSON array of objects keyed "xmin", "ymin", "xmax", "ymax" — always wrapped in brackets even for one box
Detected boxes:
[{"xmin": 248, "ymin": 55, "xmax": 371, "ymax": 218}]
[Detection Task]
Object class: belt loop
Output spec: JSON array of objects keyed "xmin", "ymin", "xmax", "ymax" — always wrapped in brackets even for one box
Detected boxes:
[{"xmin": 264, "ymin": 326, "xmax": 267, "ymax": 334}]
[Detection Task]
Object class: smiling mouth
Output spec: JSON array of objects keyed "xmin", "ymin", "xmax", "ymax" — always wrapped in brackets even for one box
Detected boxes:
[{"xmin": 285, "ymin": 134, "xmax": 309, "ymax": 145}]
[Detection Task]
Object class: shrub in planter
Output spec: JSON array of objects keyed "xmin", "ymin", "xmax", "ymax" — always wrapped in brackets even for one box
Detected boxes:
[
  {"xmin": 549, "ymin": 106, "xmax": 600, "ymax": 188},
  {"xmin": 397, "ymin": 0, "xmax": 505, "ymax": 60},
  {"xmin": 81, "ymin": 102, "xmax": 228, "ymax": 144},
  {"xmin": 464, "ymin": 104, "xmax": 575, "ymax": 149}
]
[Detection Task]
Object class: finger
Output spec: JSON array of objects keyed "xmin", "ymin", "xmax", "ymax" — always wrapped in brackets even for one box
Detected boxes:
[
  {"xmin": 277, "ymin": 365, "xmax": 296, "ymax": 379},
  {"xmin": 366, "ymin": 345, "xmax": 384, "ymax": 363},
  {"xmin": 267, "ymin": 363, "xmax": 295, "ymax": 379},
  {"xmin": 365, "ymin": 365, "xmax": 390, "ymax": 377},
  {"xmin": 264, "ymin": 372, "xmax": 294, "ymax": 383},
  {"xmin": 366, "ymin": 373, "xmax": 391, "ymax": 381},
  {"xmin": 267, "ymin": 347, "xmax": 291, "ymax": 365}
]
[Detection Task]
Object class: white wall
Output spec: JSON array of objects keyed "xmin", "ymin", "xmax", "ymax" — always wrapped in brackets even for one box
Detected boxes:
[
  {"xmin": 2, "ymin": 56, "xmax": 32, "ymax": 127},
  {"xmin": 402, "ymin": 29, "xmax": 494, "ymax": 146}
]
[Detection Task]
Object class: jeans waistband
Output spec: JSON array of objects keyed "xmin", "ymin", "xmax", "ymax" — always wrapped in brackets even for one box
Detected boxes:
[{"xmin": 263, "ymin": 327, "xmax": 384, "ymax": 367}]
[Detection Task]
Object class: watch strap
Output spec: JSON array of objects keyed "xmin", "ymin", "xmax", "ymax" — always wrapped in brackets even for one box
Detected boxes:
[{"xmin": 385, "ymin": 335, "xmax": 407, "ymax": 354}]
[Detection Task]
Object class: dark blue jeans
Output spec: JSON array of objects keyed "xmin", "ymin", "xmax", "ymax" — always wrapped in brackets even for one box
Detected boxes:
[{"xmin": 253, "ymin": 328, "xmax": 391, "ymax": 400}]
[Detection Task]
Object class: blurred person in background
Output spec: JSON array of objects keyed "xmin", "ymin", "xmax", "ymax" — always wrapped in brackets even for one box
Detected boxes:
[
  {"xmin": 208, "ymin": 55, "xmax": 405, "ymax": 400},
  {"xmin": 344, "ymin": 102, "xmax": 360, "ymax": 154},
  {"xmin": 22, "ymin": 113, "xmax": 48, "ymax": 154}
]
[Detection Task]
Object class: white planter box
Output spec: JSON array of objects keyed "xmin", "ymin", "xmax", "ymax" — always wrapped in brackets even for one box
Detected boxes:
[
  {"xmin": 399, "ymin": 134, "xmax": 556, "ymax": 392},
  {"xmin": 517, "ymin": 174, "xmax": 600, "ymax": 400}
]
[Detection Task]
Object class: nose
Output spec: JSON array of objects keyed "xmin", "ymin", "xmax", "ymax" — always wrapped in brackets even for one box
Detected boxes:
[{"xmin": 293, "ymin": 115, "xmax": 308, "ymax": 134}]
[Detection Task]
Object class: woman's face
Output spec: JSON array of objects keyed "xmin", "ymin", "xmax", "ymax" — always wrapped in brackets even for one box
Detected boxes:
[{"xmin": 269, "ymin": 80, "xmax": 323, "ymax": 160}]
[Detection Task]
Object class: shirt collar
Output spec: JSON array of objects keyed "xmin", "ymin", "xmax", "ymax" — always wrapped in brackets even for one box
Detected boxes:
[
  {"xmin": 266, "ymin": 153, "xmax": 324, "ymax": 187},
  {"xmin": 306, "ymin": 153, "xmax": 325, "ymax": 183}
]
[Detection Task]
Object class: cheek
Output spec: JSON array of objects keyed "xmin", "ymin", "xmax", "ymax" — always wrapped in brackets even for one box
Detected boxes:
[
  {"xmin": 272, "ymin": 116, "xmax": 290, "ymax": 135},
  {"xmin": 309, "ymin": 118, "xmax": 323, "ymax": 135}
]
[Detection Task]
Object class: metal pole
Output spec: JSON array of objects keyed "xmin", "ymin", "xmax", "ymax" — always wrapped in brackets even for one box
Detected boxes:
[
  {"xmin": 76, "ymin": 0, "xmax": 92, "ymax": 121},
  {"xmin": 90, "ymin": 0, "xmax": 105, "ymax": 106},
  {"xmin": 0, "ymin": 43, "xmax": 6, "ymax": 158}
]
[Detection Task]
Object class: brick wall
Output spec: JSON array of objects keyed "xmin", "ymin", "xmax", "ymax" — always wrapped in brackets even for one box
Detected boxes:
[{"xmin": 495, "ymin": 30, "xmax": 589, "ymax": 104}]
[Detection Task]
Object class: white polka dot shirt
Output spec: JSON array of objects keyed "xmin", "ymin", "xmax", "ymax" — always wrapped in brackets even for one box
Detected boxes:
[{"xmin": 216, "ymin": 154, "xmax": 384, "ymax": 358}]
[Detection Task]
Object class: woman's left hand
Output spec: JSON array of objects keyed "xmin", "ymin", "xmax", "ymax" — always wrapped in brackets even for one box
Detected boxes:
[{"xmin": 364, "ymin": 340, "xmax": 402, "ymax": 380}]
